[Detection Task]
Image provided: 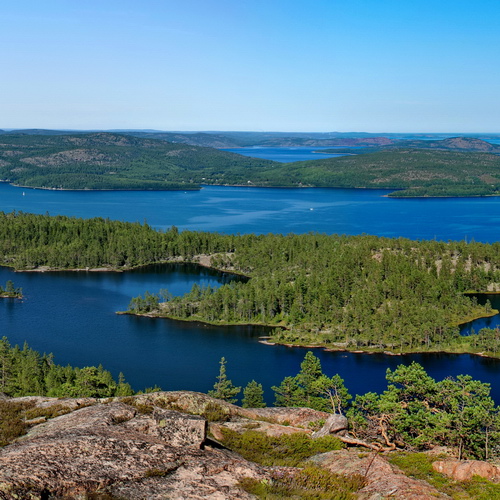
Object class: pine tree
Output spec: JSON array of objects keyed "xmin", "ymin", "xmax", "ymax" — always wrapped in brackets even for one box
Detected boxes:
[
  {"xmin": 242, "ymin": 380, "xmax": 266, "ymax": 408},
  {"xmin": 208, "ymin": 357, "xmax": 240, "ymax": 404}
]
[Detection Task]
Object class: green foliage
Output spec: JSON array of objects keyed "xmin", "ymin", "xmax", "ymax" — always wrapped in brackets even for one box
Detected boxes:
[
  {"xmin": 242, "ymin": 380, "xmax": 266, "ymax": 408},
  {"xmin": 390, "ymin": 452, "xmax": 500, "ymax": 499},
  {"xmin": 240, "ymin": 466, "xmax": 364, "ymax": 499},
  {"xmin": 208, "ymin": 357, "xmax": 241, "ymax": 404},
  {"xmin": 0, "ymin": 336, "xmax": 132, "ymax": 399},
  {"xmin": 350, "ymin": 362, "xmax": 500, "ymax": 459},
  {"xmin": 0, "ymin": 280, "xmax": 22, "ymax": 297},
  {"xmin": 128, "ymin": 291, "xmax": 160, "ymax": 313},
  {"xmin": 272, "ymin": 352, "xmax": 351, "ymax": 413},
  {"xmin": 220, "ymin": 428, "xmax": 343, "ymax": 467}
]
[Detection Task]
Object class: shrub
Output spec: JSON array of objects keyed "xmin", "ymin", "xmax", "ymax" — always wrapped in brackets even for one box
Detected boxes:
[{"xmin": 220, "ymin": 429, "xmax": 342, "ymax": 467}]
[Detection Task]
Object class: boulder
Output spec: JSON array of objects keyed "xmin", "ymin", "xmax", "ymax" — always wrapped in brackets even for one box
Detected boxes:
[
  {"xmin": 243, "ymin": 406, "xmax": 330, "ymax": 427},
  {"xmin": 312, "ymin": 413, "xmax": 348, "ymax": 438},
  {"xmin": 432, "ymin": 459, "xmax": 500, "ymax": 482}
]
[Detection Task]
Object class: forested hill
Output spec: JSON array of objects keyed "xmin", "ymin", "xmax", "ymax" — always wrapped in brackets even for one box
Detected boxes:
[
  {"xmin": 279, "ymin": 149, "xmax": 500, "ymax": 197},
  {"xmin": 0, "ymin": 133, "xmax": 280, "ymax": 190},
  {"xmin": 3, "ymin": 133, "xmax": 500, "ymax": 196}
]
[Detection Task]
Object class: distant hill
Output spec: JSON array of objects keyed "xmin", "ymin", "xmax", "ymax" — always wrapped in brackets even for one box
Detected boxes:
[
  {"xmin": 3, "ymin": 129, "xmax": 500, "ymax": 150},
  {"xmin": 2, "ymin": 132, "xmax": 500, "ymax": 196},
  {"xmin": 0, "ymin": 132, "xmax": 279, "ymax": 190},
  {"xmin": 277, "ymin": 148, "xmax": 500, "ymax": 197},
  {"xmin": 321, "ymin": 136, "xmax": 500, "ymax": 155}
]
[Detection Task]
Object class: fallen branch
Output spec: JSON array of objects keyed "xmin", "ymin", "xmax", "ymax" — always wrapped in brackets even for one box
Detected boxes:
[{"xmin": 336, "ymin": 434, "xmax": 396, "ymax": 452}]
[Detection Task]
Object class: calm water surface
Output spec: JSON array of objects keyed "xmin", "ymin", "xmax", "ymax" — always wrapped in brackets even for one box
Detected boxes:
[
  {"xmin": 2, "ymin": 146, "xmax": 500, "ymax": 401},
  {"xmin": 3, "ymin": 182, "xmax": 500, "ymax": 241}
]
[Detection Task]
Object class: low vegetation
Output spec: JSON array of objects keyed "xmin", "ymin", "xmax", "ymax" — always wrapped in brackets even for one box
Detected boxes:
[
  {"xmin": 390, "ymin": 453, "xmax": 500, "ymax": 499},
  {"xmin": 239, "ymin": 466, "xmax": 365, "ymax": 499},
  {"xmin": 219, "ymin": 428, "xmax": 343, "ymax": 467}
]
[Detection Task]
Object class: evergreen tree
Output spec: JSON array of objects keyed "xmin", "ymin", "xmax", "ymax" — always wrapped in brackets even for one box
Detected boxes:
[
  {"xmin": 208, "ymin": 357, "xmax": 241, "ymax": 404},
  {"xmin": 242, "ymin": 380, "xmax": 266, "ymax": 408},
  {"xmin": 272, "ymin": 352, "xmax": 351, "ymax": 413}
]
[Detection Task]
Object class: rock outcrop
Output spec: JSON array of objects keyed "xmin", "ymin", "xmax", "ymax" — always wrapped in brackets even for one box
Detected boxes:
[
  {"xmin": 433, "ymin": 459, "xmax": 500, "ymax": 482},
  {"xmin": 310, "ymin": 450, "xmax": 448, "ymax": 499},
  {"xmin": 4, "ymin": 391, "xmax": 495, "ymax": 499},
  {"xmin": 0, "ymin": 396, "xmax": 267, "ymax": 499}
]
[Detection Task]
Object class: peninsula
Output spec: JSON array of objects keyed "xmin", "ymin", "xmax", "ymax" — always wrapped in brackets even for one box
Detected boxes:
[{"xmin": 2, "ymin": 211, "xmax": 500, "ymax": 357}]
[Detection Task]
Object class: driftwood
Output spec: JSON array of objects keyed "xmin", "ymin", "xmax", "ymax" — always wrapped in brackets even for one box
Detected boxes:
[{"xmin": 337, "ymin": 434, "xmax": 396, "ymax": 452}]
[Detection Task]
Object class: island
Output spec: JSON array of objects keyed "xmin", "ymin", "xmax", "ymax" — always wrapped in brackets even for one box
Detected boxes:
[
  {"xmin": 0, "ymin": 280, "xmax": 22, "ymax": 298},
  {"xmin": 2, "ymin": 211, "xmax": 500, "ymax": 358}
]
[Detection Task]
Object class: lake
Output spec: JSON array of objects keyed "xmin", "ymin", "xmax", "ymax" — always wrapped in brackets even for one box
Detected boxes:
[
  {"xmin": 2, "ymin": 145, "xmax": 500, "ymax": 402},
  {"xmin": 3, "ymin": 263, "xmax": 500, "ymax": 403}
]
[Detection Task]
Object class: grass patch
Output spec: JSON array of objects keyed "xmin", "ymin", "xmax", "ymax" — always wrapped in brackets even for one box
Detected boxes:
[
  {"xmin": 220, "ymin": 429, "xmax": 343, "ymax": 467},
  {"xmin": 390, "ymin": 452, "xmax": 500, "ymax": 499},
  {"xmin": 24, "ymin": 404, "xmax": 72, "ymax": 420},
  {"xmin": 144, "ymin": 468, "xmax": 168, "ymax": 478},
  {"xmin": 0, "ymin": 400, "xmax": 34, "ymax": 446},
  {"xmin": 240, "ymin": 466, "xmax": 364, "ymax": 499}
]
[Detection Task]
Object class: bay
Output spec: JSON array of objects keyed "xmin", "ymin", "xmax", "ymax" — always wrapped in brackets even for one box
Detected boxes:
[
  {"xmin": 2, "ymin": 263, "xmax": 499, "ymax": 403},
  {"xmin": 222, "ymin": 146, "xmax": 344, "ymax": 163},
  {"xmin": 2, "ymin": 144, "xmax": 500, "ymax": 402}
]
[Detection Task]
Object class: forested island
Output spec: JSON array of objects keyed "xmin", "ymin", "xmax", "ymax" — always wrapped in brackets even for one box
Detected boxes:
[
  {"xmin": 0, "ymin": 280, "xmax": 22, "ymax": 298},
  {"xmin": 2, "ymin": 132, "xmax": 500, "ymax": 196},
  {"xmin": 2, "ymin": 211, "xmax": 500, "ymax": 356}
]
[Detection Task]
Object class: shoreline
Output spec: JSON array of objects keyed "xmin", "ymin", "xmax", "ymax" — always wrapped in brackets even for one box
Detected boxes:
[
  {"xmin": 119, "ymin": 306, "xmax": 500, "ymax": 360},
  {"xmin": 258, "ymin": 337, "xmax": 500, "ymax": 360},
  {"xmin": 5, "ymin": 179, "xmax": 500, "ymax": 199}
]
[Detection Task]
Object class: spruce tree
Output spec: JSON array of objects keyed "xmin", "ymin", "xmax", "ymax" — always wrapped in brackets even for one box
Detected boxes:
[
  {"xmin": 242, "ymin": 380, "xmax": 266, "ymax": 408},
  {"xmin": 208, "ymin": 357, "xmax": 241, "ymax": 404}
]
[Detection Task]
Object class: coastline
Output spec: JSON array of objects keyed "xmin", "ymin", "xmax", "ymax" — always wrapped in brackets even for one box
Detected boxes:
[
  {"xmin": 5, "ymin": 178, "xmax": 500, "ymax": 198},
  {"xmin": 258, "ymin": 337, "xmax": 500, "ymax": 360},
  {"xmin": 118, "ymin": 305, "xmax": 500, "ymax": 360}
]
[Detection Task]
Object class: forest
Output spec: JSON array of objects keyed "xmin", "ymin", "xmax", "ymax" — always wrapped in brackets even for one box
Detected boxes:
[
  {"xmin": 0, "ymin": 336, "xmax": 133, "ymax": 399},
  {"xmin": 0, "ymin": 132, "xmax": 279, "ymax": 190},
  {"xmin": 1, "ymin": 336, "xmax": 498, "ymax": 462},
  {"xmin": 2, "ymin": 211, "xmax": 500, "ymax": 355},
  {"xmin": 2, "ymin": 133, "xmax": 500, "ymax": 196}
]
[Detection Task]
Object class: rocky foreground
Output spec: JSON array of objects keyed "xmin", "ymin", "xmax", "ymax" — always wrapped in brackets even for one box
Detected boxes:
[{"xmin": 0, "ymin": 391, "xmax": 497, "ymax": 499}]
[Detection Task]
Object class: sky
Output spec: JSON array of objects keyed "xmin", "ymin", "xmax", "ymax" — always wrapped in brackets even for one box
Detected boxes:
[{"xmin": 2, "ymin": 0, "xmax": 500, "ymax": 133}]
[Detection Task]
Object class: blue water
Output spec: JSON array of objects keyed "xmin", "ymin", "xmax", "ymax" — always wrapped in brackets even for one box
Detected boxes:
[
  {"xmin": 222, "ymin": 146, "xmax": 344, "ymax": 163},
  {"xmin": 2, "ymin": 263, "xmax": 499, "ymax": 402},
  {"xmin": 2, "ymin": 144, "xmax": 500, "ymax": 402},
  {"xmin": 3, "ymin": 182, "xmax": 500, "ymax": 242}
]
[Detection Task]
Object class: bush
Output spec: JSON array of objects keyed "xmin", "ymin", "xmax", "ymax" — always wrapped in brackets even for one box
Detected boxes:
[
  {"xmin": 240, "ymin": 466, "xmax": 364, "ymax": 499},
  {"xmin": 220, "ymin": 429, "xmax": 343, "ymax": 467}
]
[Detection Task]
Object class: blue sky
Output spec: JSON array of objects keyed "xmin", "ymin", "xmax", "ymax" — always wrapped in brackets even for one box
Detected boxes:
[{"xmin": 2, "ymin": 0, "xmax": 500, "ymax": 132}]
